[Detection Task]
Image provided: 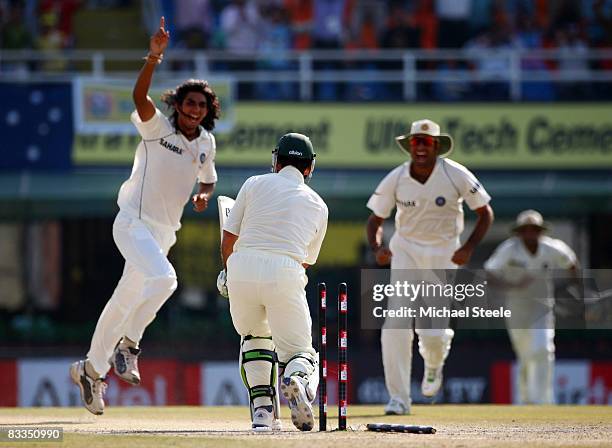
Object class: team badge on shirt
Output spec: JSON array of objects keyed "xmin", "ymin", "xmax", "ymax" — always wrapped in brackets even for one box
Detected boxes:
[{"xmin": 435, "ymin": 196, "xmax": 446, "ymax": 206}]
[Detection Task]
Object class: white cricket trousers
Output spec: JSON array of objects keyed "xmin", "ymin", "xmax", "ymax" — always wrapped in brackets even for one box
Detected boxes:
[
  {"xmin": 507, "ymin": 309, "xmax": 555, "ymax": 404},
  {"xmin": 87, "ymin": 210, "xmax": 177, "ymax": 376},
  {"xmin": 226, "ymin": 249, "xmax": 316, "ymax": 365},
  {"xmin": 381, "ymin": 234, "xmax": 457, "ymax": 406}
]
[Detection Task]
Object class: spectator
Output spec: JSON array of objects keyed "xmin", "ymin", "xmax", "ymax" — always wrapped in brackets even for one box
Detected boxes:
[
  {"xmin": 312, "ymin": 0, "xmax": 347, "ymax": 48},
  {"xmin": 436, "ymin": 0, "xmax": 472, "ymax": 48},
  {"xmin": 284, "ymin": 0, "xmax": 313, "ymax": 49},
  {"xmin": 1, "ymin": 2, "xmax": 33, "ymax": 50},
  {"xmin": 589, "ymin": 0, "xmax": 612, "ymax": 47},
  {"xmin": 220, "ymin": 0, "xmax": 261, "ymax": 54},
  {"xmin": 311, "ymin": 0, "xmax": 349, "ymax": 100},
  {"xmin": 515, "ymin": 11, "xmax": 555, "ymax": 101},
  {"xmin": 413, "ymin": 0, "xmax": 438, "ymax": 49},
  {"xmin": 469, "ymin": 0, "xmax": 493, "ymax": 36},
  {"xmin": 550, "ymin": 0, "xmax": 583, "ymax": 31},
  {"xmin": 174, "ymin": 0, "xmax": 213, "ymax": 50},
  {"xmin": 555, "ymin": 25, "xmax": 591, "ymax": 100},
  {"xmin": 38, "ymin": 0, "xmax": 82, "ymax": 48},
  {"xmin": 220, "ymin": 0, "xmax": 262, "ymax": 98},
  {"xmin": 255, "ymin": 4, "xmax": 295, "ymax": 100},
  {"xmin": 345, "ymin": 0, "xmax": 386, "ymax": 50},
  {"xmin": 382, "ymin": 0, "xmax": 419, "ymax": 49},
  {"xmin": 464, "ymin": 25, "xmax": 516, "ymax": 100},
  {"xmin": 37, "ymin": 10, "xmax": 68, "ymax": 72},
  {"xmin": 1, "ymin": 2, "xmax": 34, "ymax": 74}
]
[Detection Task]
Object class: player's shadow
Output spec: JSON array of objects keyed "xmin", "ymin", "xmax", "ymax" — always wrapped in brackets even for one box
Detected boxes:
[
  {"xmin": 96, "ymin": 429, "xmax": 323, "ymax": 435},
  {"xmin": 339, "ymin": 413, "xmax": 388, "ymax": 418},
  {"xmin": 10, "ymin": 420, "xmax": 95, "ymax": 425}
]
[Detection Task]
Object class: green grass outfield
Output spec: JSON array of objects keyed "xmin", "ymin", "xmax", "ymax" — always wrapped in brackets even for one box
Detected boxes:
[{"xmin": 1, "ymin": 405, "xmax": 611, "ymax": 448}]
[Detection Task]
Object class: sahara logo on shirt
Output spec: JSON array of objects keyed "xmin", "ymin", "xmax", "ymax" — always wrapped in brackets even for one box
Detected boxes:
[
  {"xmin": 469, "ymin": 182, "xmax": 482, "ymax": 194},
  {"xmin": 396, "ymin": 198, "xmax": 417, "ymax": 207},
  {"xmin": 160, "ymin": 138, "xmax": 183, "ymax": 155}
]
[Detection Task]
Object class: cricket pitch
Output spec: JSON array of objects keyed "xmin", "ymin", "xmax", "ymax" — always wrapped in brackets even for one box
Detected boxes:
[{"xmin": 1, "ymin": 405, "xmax": 611, "ymax": 447}]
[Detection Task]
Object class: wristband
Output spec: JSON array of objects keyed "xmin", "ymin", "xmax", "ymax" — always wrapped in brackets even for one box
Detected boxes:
[{"xmin": 143, "ymin": 53, "xmax": 163, "ymax": 64}]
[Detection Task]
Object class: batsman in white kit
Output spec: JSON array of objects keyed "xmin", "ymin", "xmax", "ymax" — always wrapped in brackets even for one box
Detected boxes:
[
  {"xmin": 366, "ymin": 119, "xmax": 494, "ymax": 414},
  {"xmin": 485, "ymin": 210, "xmax": 578, "ymax": 404},
  {"xmin": 217, "ymin": 133, "xmax": 328, "ymax": 431},
  {"xmin": 70, "ymin": 17, "xmax": 220, "ymax": 414}
]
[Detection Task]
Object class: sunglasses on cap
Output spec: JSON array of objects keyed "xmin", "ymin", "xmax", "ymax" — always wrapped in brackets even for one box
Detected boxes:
[{"xmin": 409, "ymin": 135, "xmax": 436, "ymax": 147}]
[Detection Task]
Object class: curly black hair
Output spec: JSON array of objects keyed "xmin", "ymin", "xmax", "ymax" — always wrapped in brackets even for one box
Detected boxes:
[{"xmin": 160, "ymin": 79, "xmax": 221, "ymax": 131}]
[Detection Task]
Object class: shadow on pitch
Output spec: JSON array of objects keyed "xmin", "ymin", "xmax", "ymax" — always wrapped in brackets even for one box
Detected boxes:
[
  {"xmin": 95, "ymin": 429, "xmax": 323, "ymax": 435},
  {"xmin": 10, "ymin": 420, "xmax": 96, "ymax": 425}
]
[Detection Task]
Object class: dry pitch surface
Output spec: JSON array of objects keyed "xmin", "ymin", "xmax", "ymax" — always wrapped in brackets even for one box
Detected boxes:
[{"xmin": 1, "ymin": 405, "xmax": 611, "ymax": 448}]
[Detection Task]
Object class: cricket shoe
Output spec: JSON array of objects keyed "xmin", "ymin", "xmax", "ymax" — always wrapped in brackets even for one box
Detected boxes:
[
  {"xmin": 251, "ymin": 405, "xmax": 275, "ymax": 432},
  {"xmin": 384, "ymin": 397, "xmax": 409, "ymax": 415},
  {"xmin": 421, "ymin": 367, "xmax": 443, "ymax": 398},
  {"xmin": 112, "ymin": 345, "xmax": 141, "ymax": 385},
  {"xmin": 70, "ymin": 360, "xmax": 107, "ymax": 415},
  {"xmin": 280, "ymin": 376, "xmax": 314, "ymax": 431}
]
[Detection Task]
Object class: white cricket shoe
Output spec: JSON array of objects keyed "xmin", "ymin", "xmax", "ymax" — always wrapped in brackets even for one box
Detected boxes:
[
  {"xmin": 112, "ymin": 345, "xmax": 141, "ymax": 385},
  {"xmin": 280, "ymin": 376, "xmax": 314, "ymax": 431},
  {"xmin": 421, "ymin": 367, "xmax": 443, "ymax": 397},
  {"xmin": 252, "ymin": 405, "xmax": 274, "ymax": 432},
  {"xmin": 384, "ymin": 397, "xmax": 409, "ymax": 415},
  {"xmin": 70, "ymin": 360, "xmax": 107, "ymax": 415}
]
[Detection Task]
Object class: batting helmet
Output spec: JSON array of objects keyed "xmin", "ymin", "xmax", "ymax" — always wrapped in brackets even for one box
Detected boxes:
[{"xmin": 272, "ymin": 133, "xmax": 316, "ymax": 182}]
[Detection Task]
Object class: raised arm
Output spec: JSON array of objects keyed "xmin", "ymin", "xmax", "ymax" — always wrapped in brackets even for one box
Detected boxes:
[{"xmin": 133, "ymin": 16, "xmax": 169, "ymax": 122}]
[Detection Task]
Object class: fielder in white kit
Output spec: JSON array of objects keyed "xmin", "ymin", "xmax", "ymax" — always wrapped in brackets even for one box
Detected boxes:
[
  {"xmin": 485, "ymin": 210, "xmax": 578, "ymax": 404},
  {"xmin": 70, "ymin": 17, "xmax": 220, "ymax": 414},
  {"xmin": 218, "ymin": 133, "xmax": 328, "ymax": 431},
  {"xmin": 366, "ymin": 119, "xmax": 494, "ymax": 414}
]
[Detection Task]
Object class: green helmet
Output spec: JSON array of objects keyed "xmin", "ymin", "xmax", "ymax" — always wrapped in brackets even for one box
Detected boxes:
[{"xmin": 271, "ymin": 133, "xmax": 316, "ymax": 181}]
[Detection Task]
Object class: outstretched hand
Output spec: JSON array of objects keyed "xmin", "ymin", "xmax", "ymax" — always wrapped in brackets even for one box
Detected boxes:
[{"xmin": 150, "ymin": 16, "xmax": 169, "ymax": 56}]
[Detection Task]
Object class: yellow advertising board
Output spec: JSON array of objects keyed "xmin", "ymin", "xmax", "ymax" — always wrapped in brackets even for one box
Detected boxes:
[
  {"xmin": 73, "ymin": 76, "xmax": 234, "ymax": 134},
  {"xmin": 74, "ymin": 103, "xmax": 612, "ymax": 168}
]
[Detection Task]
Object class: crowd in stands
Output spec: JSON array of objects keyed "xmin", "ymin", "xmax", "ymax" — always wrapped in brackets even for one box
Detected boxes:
[{"xmin": 2, "ymin": 0, "xmax": 612, "ymax": 101}]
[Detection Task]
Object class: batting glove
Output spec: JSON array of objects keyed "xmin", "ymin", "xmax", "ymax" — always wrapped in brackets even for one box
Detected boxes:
[{"xmin": 217, "ymin": 269, "xmax": 229, "ymax": 299}]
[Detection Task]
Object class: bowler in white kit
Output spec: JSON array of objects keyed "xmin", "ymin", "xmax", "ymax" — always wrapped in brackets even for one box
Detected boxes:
[
  {"xmin": 218, "ymin": 133, "xmax": 328, "ymax": 432},
  {"xmin": 70, "ymin": 17, "xmax": 220, "ymax": 415},
  {"xmin": 366, "ymin": 119, "xmax": 494, "ymax": 414}
]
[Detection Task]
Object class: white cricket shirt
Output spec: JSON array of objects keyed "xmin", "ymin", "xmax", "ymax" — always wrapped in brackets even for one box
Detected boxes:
[
  {"xmin": 484, "ymin": 235, "xmax": 577, "ymax": 301},
  {"xmin": 224, "ymin": 166, "xmax": 328, "ymax": 265},
  {"xmin": 117, "ymin": 108, "xmax": 218, "ymax": 230},
  {"xmin": 367, "ymin": 158, "xmax": 491, "ymax": 246}
]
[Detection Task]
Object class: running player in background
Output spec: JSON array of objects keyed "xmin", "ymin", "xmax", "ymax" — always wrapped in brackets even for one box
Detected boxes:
[
  {"xmin": 70, "ymin": 17, "xmax": 220, "ymax": 415},
  {"xmin": 366, "ymin": 119, "xmax": 494, "ymax": 415},
  {"xmin": 485, "ymin": 210, "xmax": 578, "ymax": 404}
]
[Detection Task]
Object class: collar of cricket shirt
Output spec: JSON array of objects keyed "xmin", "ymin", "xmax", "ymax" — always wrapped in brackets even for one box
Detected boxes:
[{"xmin": 278, "ymin": 165, "xmax": 305, "ymax": 184}]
